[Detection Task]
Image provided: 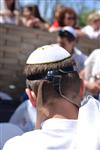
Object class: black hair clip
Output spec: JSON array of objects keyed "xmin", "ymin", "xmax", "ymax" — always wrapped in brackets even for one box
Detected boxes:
[{"xmin": 27, "ymin": 66, "xmax": 75, "ymax": 81}]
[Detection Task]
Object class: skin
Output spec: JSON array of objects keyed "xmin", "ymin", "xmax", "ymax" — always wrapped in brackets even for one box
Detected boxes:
[
  {"xmin": 0, "ymin": 0, "xmax": 19, "ymax": 17},
  {"xmin": 63, "ymin": 13, "xmax": 76, "ymax": 27},
  {"xmin": 57, "ymin": 36, "xmax": 76, "ymax": 54},
  {"xmin": 91, "ymin": 19, "xmax": 100, "ymax": 31},
  {"xmin": 26, "ymin": 80, "xmax": 83, "ymax": 129},
  {"xmin": 84, "ymin": 78, "xmax": 100, "ymax": 95}
]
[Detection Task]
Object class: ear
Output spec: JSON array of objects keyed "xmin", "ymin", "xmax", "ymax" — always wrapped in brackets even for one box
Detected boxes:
[{"xmin": 25, "ymin": 88, "xmax": 36, "ymax": 107}]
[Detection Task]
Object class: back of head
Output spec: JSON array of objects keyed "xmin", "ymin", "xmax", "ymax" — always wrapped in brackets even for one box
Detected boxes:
[{"xmin": 25, "ymin": 44, "xmax": 81, "ymax": 108}]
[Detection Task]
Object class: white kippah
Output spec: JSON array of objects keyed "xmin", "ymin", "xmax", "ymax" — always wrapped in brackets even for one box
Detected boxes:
[
  {"xmin": 26, "ymin": 44, "xmax": 71, "ymax": 64},
  {"xmin": 61, "ymin": 26, "xmax": 77, "ymax": 38}
]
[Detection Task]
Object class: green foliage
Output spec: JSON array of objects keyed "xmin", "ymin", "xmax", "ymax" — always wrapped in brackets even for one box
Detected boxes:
[
  {"xmin": 78, "ymin": 8, "xmax": 96, "ymax": 27},
  {"xmin": 78, "ymin": 11, "xmax": 90, "ymax": 27}
]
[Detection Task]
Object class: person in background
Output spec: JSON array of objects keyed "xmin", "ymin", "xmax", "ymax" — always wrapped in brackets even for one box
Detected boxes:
[
  {"xmin": 18, "ymin": 5, "xmax": 49, "ymax": 30},
  {"xmin": 49, "ymin": 7, "xmax": 80, "ymax": 33},
  {"xmin": 49, "ymin": 4, "xmax": 65, "ymax": 32},
  {"xmin": 3, "ymin": 44, "xmax": 100, "ymax": 150},
  {"xmin": 0, "ymin": 122, "xmax": 23, "ymax": 149},
  {"xmin": 57, "ymin": 26, "xmax": 87, "ymax": 74},
  {"xmin": 81, "ymin": 11, "xmax": 100, "ymax": 39},
  {"xmin": 96, "ymin": 10, "xmax": 100, "ymax": 15},
  {"xmin": 80, "ymin": 49, "xmax": 100, "ymax": 100},
  {"xmin": 31, "ymin": 5, "xmax": 49, "ymax": 30},
  {"xmin": 58, "ymin": 7, "xmax": 78, "ymax": 28},
  {"xmin": 0, "ymin": 0, "xmax": 20, "ymax": 24},
  {"xmin": 0, "ymin": 91, "xmax": 12, "ymax": 101},
  {"xmin": 9, "ymin": 99, "xmax": 36, "ymax": 132}
]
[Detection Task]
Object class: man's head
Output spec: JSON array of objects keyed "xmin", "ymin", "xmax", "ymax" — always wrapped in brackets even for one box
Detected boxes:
[
  {"xmin": 25, "ymin": 44, "xmax": 83, "ymax": 127},
  {"xmin": 57, "ymin": 26, "xmax": 77, "ymax": 54}
]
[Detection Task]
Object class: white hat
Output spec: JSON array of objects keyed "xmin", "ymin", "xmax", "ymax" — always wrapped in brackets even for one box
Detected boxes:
[
  {"xmin": 60, "ymin": 26, "xmax": 77, "ymax": 38},
  {"xmin": 26, "ymin": 44, "xmax": 71, "ymax": 64}
]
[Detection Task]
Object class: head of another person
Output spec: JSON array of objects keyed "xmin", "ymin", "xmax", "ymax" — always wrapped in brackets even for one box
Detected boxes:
[
  {"xmin": 24, "ymin": 44, "xmax": 84, "ymax": 128},
  {"xmin": 58, "ymin": 7, "xmax": 77, "ymax": 28},
  {"xmin": 87, "ymin": 12, "xmax": 100, "ymax": 30},
  {"xmin": 22, "ymin": 6, "xmax": 33, "ymax": 18},
  {"xmin": 57, "ymin": 26, "xmax": 77, "ymax": 54},
  {"xmin": 22, "ymin": 5, "xmax": 45, "ymax": 22}
]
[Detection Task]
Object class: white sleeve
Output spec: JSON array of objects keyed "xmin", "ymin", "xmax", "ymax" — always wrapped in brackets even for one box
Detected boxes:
[
  {"xmin": 84, "ymin": 51, "xmax": 95, "ymax": 80},
  {"xmin": 85, "ymin": 51, "xmax": 95, "ymax": 66}
]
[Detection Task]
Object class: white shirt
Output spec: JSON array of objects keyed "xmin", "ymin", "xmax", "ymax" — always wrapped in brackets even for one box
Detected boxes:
[
  {"xmin": 0, "ymin": 0, "xmax": 19, "ymax": 24},
  {"xmin": 3, "ymin": 96, "xmax": 100, "ymax": 150},
  {"xmin": 72, "ymin": 48, "xmax": 87, "ymax": 72},
  {"xmin": 81, "ymin": 25, "xmax": 100, "ymax": 39},
  {"xmin": 3, "ymin": 118, "xmax": 77, "ymax": 150},
  {"xmin": 84, "ymin": 49, "xmax": 100, "ymax": 80}
]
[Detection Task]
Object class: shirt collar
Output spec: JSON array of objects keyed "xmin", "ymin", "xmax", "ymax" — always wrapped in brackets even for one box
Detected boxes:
[{"xmin": 41, "ymin": 118, "xmax": 77, "ymax": 130}]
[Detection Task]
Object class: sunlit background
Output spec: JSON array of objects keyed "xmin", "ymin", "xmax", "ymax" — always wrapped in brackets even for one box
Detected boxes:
[{"xmin": 18, "ymin": 0, "xmax": 100, "ymax": 23}]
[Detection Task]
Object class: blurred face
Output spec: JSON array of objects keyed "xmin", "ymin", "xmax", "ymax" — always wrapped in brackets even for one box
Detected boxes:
[
  {"xmin": 63, "ymin": 13, "xmax": 76, "ymax": 27},
  {"xmin": 92, "ymin": 19, "xmax": 100, "ymax": 30},
  {"xmin": 57, "ymin": 36, "xmax": 76, "ymax": 54},
  {"xmin": 23, "ymin": 7, "xmax": 32, "ymax": 17}
]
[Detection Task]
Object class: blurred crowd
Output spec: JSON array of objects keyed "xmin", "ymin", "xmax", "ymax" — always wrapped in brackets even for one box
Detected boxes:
[{"xmin": 0, "ymin": 0, "xmax": 100, "ymax": 39}]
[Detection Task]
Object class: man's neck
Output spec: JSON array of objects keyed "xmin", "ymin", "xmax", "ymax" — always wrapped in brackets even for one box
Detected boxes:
[
  {"xmin": 47, "ymin": 99, "xmax": 79, "ymax": 120},
  {"xmin": 35, "ymin": 98, "xmax": 79, "ymax": 129}
]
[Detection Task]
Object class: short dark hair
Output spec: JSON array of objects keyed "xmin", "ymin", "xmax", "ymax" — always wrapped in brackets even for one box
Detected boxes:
[
  {"xmin": 58, "ymin": 30, "xmax": 76, "ymax": 42},
  {"xmin": 24, "ymin": 56, "xmax": 81, "ymax": 105}
]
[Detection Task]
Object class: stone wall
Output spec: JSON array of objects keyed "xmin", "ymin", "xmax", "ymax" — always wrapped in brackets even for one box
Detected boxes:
[
  {"xmin": 0, "ymin": 24, "xmax": 57, "ymax": 100},
  {"xmin": 77, "ymin": 36, "xmax": 100, "ymax": 55},
  {"xmin": 0, "ymin": 24, "xmax": 100, "ymax": 100}
]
